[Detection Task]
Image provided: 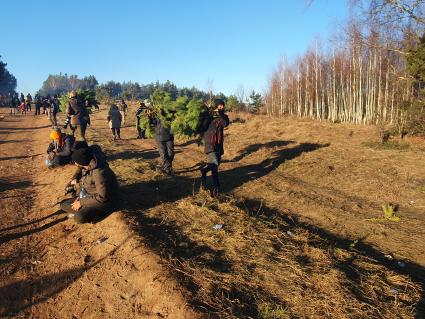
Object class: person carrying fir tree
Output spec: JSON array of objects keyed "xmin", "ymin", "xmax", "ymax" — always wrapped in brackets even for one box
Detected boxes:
[
  {"xmin": 198, "ymin": 99, "xmax": 230, "ymax": 197},
  {"xmin": 135, "ymin": 101, "xmax": 149, "ymax": 139},
  {"xmin": 152, "ymin": 109, "xmax": 174, "ymax": 175}
]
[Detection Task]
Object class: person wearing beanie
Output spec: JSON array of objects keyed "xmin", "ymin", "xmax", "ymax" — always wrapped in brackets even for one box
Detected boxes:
[
  {"xmin": 59, "ymin": 144, "xmax": 119, "ymax": 223},
  {"xmin": 45, "ymin": 129, "xmax": 76, "ymax": 168},
  {"xmin": 198, "ymin": 98, "xmax": 230, "ymax": 197}
]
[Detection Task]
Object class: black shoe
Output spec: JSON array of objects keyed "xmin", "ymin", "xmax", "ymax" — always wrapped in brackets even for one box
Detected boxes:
[{"xmin": 210, "ymin": 187, "xmax": 219, "ymax": 198}]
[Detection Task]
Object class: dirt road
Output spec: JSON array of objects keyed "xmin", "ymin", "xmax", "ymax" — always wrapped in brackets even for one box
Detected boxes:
[{"xmin": 0, "ymin": 110, "xmax": 198, "ymax": 319}]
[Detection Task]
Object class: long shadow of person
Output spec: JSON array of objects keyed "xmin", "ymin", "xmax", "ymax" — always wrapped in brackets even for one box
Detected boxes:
[
  {"xmin": 220, "ymin": 142, "xmax": 330, "ymax": 192},
  {"xmin": 0, "ymin": 237, "xmax": 131, "ymax": 317}
]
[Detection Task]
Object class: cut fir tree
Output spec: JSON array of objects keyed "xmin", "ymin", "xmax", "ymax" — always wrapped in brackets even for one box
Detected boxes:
[{"xmin": 139, "ymin": 89, "xmax": 206, "ymax": 138}]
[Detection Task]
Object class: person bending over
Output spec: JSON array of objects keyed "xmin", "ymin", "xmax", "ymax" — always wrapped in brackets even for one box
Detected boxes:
[
  {"xmin": 45, "ymin": 129, "xmax": 76, "ymax": 168},
  {"xmin": 60, "ymin": 145, "xmax": 119, "ymax": 223}
]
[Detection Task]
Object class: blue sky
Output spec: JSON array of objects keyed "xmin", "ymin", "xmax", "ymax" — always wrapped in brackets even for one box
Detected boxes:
[{"xmin": 1, "ymin": 0, "xmax": 348, "ymax": 95}]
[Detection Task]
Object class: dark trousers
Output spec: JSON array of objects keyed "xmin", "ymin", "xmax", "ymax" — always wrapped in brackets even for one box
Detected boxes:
[
  {"xmin": 137, "ymin": 127, "xmax": 145, "ymax": 138},
  {"xmin": 70, "ymin": 123, "xmax": 87, "ymax": 141},
  {"xmin": 60, "ymin": 198, "xmax": 111, "ymax": 224},
  {"xmin": 35, "ymin": 107, "xmax": 41, "ymax": 115},
  {"xmin": 111, "ymin": 128, "xmax": 121, "ymax": 138},
  {"xmin": 201, "ymin": 152, "xmax": 221, "ymax": 188},
  {"xmin": 157, "ymin": 139, "xmax": 174, "ymax": 173},
  {"xmin": 51, "ymin": 155, "xmax": 71, "ymax": 167}
]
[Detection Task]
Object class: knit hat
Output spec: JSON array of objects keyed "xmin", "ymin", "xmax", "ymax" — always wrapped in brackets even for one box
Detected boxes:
[
  {"xmin": 214, "ymin": 99, "xmax": 225, "ymax": 108},
  {"xmin": 72, "ymin": 148, "xmax": 92, "ymax": 166},
  {"xmin": 50, "ymin": 129, "xmax": 61, "ymax": 141}
]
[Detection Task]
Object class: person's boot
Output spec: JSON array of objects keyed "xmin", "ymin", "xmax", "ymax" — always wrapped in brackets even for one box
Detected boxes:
[
  {"xmin": 210, "ymin": 186, "xmax": 219, "ymax": 198},
  {"xmin": 199, "ymin": 167, "xmax": 207, "ymax": 190}
]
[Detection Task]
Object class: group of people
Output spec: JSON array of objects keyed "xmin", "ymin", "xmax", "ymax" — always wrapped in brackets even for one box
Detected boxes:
[
  {"xmin": 1, "ymin": 92, "xmax": 61, "ymax": 126},
  {"xmin": 42, "ymin": 92, "xmax": 229, "ymax": 224},
  {"xmin": 45, "ymin": 91, "xmax": 118, "ymax": 223},
  {"xmin": 134, "ymin": 98, "xmax": 229, "ymax": 196}
]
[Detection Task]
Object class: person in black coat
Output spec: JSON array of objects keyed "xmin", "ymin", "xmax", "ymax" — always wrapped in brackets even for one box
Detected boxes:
[
  {"xmin": 135, "ymin": 102, "xmax": 148, "ymax": 139},
  {"xmin": 199, "ymin": 99, "xmax": 230, "ymax": 197},
  {"xmin": 152, "ymin": 110, "xmax": 174, "ymax": 175}
]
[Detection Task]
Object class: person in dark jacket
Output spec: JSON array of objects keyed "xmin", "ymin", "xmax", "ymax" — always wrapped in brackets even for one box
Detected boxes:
[
  {"xmin": 50, "ymin": 95, "xmax": 60, "ymax": 127},
  {"xmin": 66, "ymin": 91, "xmax": 89, "ymax": 141},
  {"xmin": 60, "ymin": 145, "xmax": 119, "ymax": 224},
  {"xmin": 152, "ymin": 110, "xmax": 174, "ymax": 175},
  {"xmin": 45, "ymin": 129, "xmax": 76, "ymax": 167},
  {"xmin": 35, "ymin": 96, "xmax": 42, "ymax": 115},
  {"xmin": 26, "ymin": 94, "xmax": 32, "ymax": 112},
  {"xmin": 199, "ymin": 99, "xmax": 230, "ymax": 197},
  {"xmin": 135, "ymin": 102, "xmax": 148, "ymax": 139}
]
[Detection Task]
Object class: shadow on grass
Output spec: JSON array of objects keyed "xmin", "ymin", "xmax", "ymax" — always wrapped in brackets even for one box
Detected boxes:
[
  {"xmin": 0, "ymin": 237, "xmax": 131, "ymax": 317},
  {"xmin": 226, "ymin": 140, "xmax": 296, "ymax": 163},
  {"xmin": 237, "ymin": 197, "xmax": 425, "ymax": 318}
]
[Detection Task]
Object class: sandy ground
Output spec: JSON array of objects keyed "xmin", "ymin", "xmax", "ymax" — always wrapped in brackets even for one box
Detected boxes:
[{"xmin": 0, "ymin": 110, "xmax": 198, "ymax": 319}]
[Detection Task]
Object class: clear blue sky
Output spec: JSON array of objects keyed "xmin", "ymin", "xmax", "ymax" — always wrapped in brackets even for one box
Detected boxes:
[{"xmin": 1, "ymin": 0, "xmax": 348, "ymax": 96}]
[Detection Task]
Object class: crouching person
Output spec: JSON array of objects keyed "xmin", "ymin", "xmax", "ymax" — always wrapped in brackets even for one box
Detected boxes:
[
  {"xmin": 45, "ymin": 129, "xmax": 76, "ymax": 168},
  {"xmin": 60, "ymin": 145, "xmax": 119, "ymax": 223}
]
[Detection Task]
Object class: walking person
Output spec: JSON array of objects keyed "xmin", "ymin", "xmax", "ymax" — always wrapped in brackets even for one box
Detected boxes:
[
  {"xmin": 135, "ymin": 102, "xmax": 148, "ymax": 139},
  {"xmin": 35, "ymin": 96, "xmax": 42, "ymax": 115},
  {"xmin": 50, "ymin": 95, "xmax": 60, "ymax": 127},
  {"xmin": 26, "ymin": 94, "xmax": 32, "ymax": 112},
  {"xmin": 107, "ymin": 104, "xmax": 122, "ymax": 140},
  {"xmin": 119, "ymin": 98, "xmax": 128, "ymax": 126},
  {"xmin": 9, "ymin": 95, "xmax": 18, "ymax": 116},
  {"xmin": 199, "ymin": 99, "xmax": 230, "ymax": 197},
  {"xmin": 152, "ymin": 109, "xmax": 174, "ymax": 175},
  {"xmin": 66, "ymin": 91, "xmax": 89, "ymax": 141}
]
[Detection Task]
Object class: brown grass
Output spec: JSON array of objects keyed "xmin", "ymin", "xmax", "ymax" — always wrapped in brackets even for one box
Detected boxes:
[{"xmin": 89, "ymin": 107, "xmax": 425, "ymax": 318}]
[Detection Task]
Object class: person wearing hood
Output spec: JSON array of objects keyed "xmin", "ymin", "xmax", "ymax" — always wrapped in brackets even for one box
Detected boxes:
[
  {"xmin": 66, "ymin": 90, "xmax": 89, "ymax": 141},
  {"xmin": 45, "ymin": 129, "xmax": 76, "ymax": 167},
  {"xmin": 60, "ymin": 145, "xmax": 119, "ymax": 223},
  {"xmin": 107, "ymin": 104, "xmax": 122, "ymax": 140},
  {"xmin": 198, "ymin": 99, "xmax": 230, "ymax": 197},
  {"xmin": 151, "ymin": 109, "xmax": 174, "ymax": 175}
]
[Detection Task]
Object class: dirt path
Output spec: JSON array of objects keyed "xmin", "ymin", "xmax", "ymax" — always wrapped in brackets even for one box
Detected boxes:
[{"xmin": 0, "ymin": 110, "xmax": 198, "ymax": 319}]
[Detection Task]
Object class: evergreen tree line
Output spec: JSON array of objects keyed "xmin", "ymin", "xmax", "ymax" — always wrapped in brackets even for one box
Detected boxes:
[
  {"xmin": 0, "ymin": 55, "xmax": 17, "ymax": 95},
  {"xmin": 265, "ymin": 0, "xmax": 425, "ymax": 134}
]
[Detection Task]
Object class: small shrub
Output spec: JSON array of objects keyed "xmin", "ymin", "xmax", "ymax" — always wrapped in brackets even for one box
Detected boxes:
[
  {"xmin": 258, "ymin": 303, "xmax": 288, "ymax": 319},
  {"xmin": 362, "ymin": 140, "xmax": 410, "ymax": 150}
]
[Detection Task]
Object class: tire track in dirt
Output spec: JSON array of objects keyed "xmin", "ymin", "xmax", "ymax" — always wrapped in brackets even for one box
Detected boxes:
[{"xmin": 0, "ymin": 110, "xmax": 198, "ymax": 319}]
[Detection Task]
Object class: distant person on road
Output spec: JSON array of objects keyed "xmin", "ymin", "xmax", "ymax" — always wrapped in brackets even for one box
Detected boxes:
[
  {"xmin": 107, "ymin": 104, "xmax": 122, "ymax": 140},
  {"xmin": 119, "ymin": 99, "xmax": 128, "ymax": 126},
  {"xmin": 34, "ymin": 96, "xmax": 42, "ymax": 115},
  {"xmin": 199, "ymin": 99, "xmax": 230, "ymax": 197},
  {"xmin": 152, "ymin": 109, "xmax": 174, "ymax": 175},
  {"xmin": 49, "ymin": 95, "xmax": 60, "ymax": 127},
  {"xmin": 60, "ymin": 145, "xmax": 119, "ymax": 224},
  {"xmin": 135, "ymin": 102, "xmax": 148, "ymax": 139},
  {"xmin": 26, "ymin": 94, "xmax": 32, "ymax": 112},
  {"xmin": 9, "ymin": 95, "xmax": 18, "ymax": 116},
  {"xmin": 66, "ymin": 90, "xmax": 89, "ymax": 141},
  {"xmin": 45, "ymin": 129, "xmax": 76, "ymax": 168}
]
